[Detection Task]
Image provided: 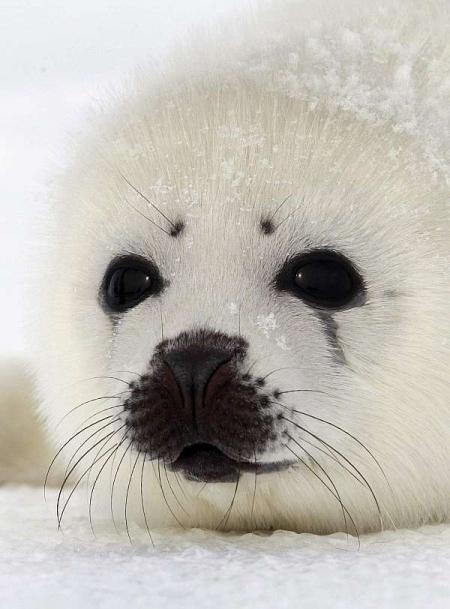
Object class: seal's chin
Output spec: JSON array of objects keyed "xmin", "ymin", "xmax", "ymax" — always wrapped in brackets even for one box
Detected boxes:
[
  {"xmin": 169, "ymin": 443, "xmax": 240, "ymax": 482},
  {"xmin": 168, "ymin": 443, "xmax": 293, "ymax": 483}
]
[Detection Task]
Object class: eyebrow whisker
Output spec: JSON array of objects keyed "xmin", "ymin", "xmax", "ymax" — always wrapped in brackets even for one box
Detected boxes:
[
  {"xmin": 120, "ymin": 172, "xmax": 183, "ymax": 235},
  {"xmin": 124, "ymin": 194, "xmax": 172, "ymax": 237},
  {"xmin": 268, "ymin": 193, "xmax": 293, "ymax": 223}
]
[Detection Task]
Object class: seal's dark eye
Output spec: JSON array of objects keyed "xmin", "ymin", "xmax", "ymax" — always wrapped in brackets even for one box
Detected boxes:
[
  {"xmin": 274, "ymin": 250, "xmax": 364, "ymax": 309},
  {"xmin": 102, "ymin": 256, "xmax": 164, "ymax": 313}
]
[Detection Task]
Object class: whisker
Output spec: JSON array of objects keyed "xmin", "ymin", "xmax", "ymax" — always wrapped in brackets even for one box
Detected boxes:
[
  {"xmin": 243, "ymin": 354, "xmax": 279, "ymax": 378},
  {"xmin": 260, "ymin": 367, "xmax": 303, "ymax": 382},
  {"xmin": 59, "ymin": 443, "xmax": 119, "ymax": 529},
  {"xmin": 196, "ymin": 482, "xmax": 208, "ymax": 498},
  {"xmin": 276, "ymin": 400, "xmax": 394, "ymax": 513},
  {"xmin": 72, "ymin": 403, "xmax": 124, "ymax": 434},
  {"xmin": 140, "ymin": 454, "xmax": 154, "ymax": 545},
  {"xmin": 275, "ymin": 201, "xmax": 303, "ymax": 230},
  {"xmin": 45, "ymin": 414, "xmax": 120, "ymax": 499},
  {"xmin": 296, "ymin": 434, "xmax": 367, "ymax": 489},
  {"xmin": 63, "ymin": 415, "xmax": 122, "ymax": 479},
  {"xmin": 173, "ymin": 469, "xmax": 188, "ymax": 501},
  {"xmin": 244, "ymin": 358, "xmax": 260, "ymax": 377},
  {"xmin": 55, "ymin": 393, "xmax": 127, "ymax": 432},
  {"xmin": 163, "ymin": 463, "xmax": 190, "ymax": 517},
  {"xmin": 271, "ymin": 401, "xmax": 368, "ymax": 488},
  {"xmin": 268, "ymin": 193, "xmax": 293, "ymax": 222},
  {"xmin": 111, "ymin": 370, "xmax": 141, "ymax": 377},
  {"xmin": 278, "ymin": 399, "xmax": 394, "ymax": 522},
  {"xmin": 57, "ymin": 433, "xmax": 118, "ymax": 527},
  {"xmin": 76, "ymin": 376, "xmax": 131, "ymax": 386},
  {"xmin": 286, "ymin": 433, "xmax": 357, "ymax": 546},
  {"xmin": 110, "ymin": 438, "xmax": 133, "ymax": 534},
  {"xmin": 88, "ymin": 427, "xmax": 126, "ymax": 537},
  {"xmin": 285, "ymin": 443, "xmax": 360, "ymax": 549},
  {"xmin": 285, "ymin": 405, "xmax": 392, "ymax": 492},
  {"xmin": 277, "ymin": 388, "xmax": 333, "ymax": 398},
  {"xmin": 216, "ymin": 466, "xmax": 240, "ymax": 531},
  {"xmin": 250, "ymin": 449, "xmax": 258, "ymax": 525},
  {"xmin": 125, "ymin": 452, "xmax": 141, "ymax": 544},
  {"xmin": 85, "ymin": 417, "xmax": 122, "ymax": 489},
  {"xmin": 120, "ymin": 172, "xmax": 179, "ymax": 233},
  {"xmin": 281, "ymin": 415, "xmax": 384, "ymax": 531},
  {"xmin": 128, "ymin": 196, "xmax": 172, "ymax": 235},
  {"xmin": 155, "ymin": 459, "xmax": 185, "ymax": 528},
  {"xmin": 84, "ymin": 405, "xmax": 123, "ymax": 422},
  {"xmin": 108, "ymin": 427, "xmax": 129, "ymax": 488}
]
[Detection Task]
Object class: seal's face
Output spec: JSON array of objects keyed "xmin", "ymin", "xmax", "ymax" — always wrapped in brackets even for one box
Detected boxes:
[
  {"xmin": 35, "ymin": 85, "xmax": 450, "ymax": 533},
  {"xmin": 100, "ymin": 236, "xmax": 364, "ymax": 485}
]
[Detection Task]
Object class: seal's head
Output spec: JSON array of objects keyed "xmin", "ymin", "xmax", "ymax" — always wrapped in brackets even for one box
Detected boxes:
[{"xmin": 34, "ymin": 0, "xmax": 450, "ymax": 534}]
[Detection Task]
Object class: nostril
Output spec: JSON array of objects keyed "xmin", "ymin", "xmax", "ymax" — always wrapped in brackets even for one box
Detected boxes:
[
  {"xmin": 164, "ymin": 349, "xmax": 231, "ymax": 388},
  {"xmin": 161, "ymin": 360, "xmax": 185, "ymax": 407},
  {"xmin": 162, "ymin": 347, "xmax": 236, "ymax": 418},
  {"xmin": 203, "ymin": 358, "xmax": 235, "ymax": 405}
]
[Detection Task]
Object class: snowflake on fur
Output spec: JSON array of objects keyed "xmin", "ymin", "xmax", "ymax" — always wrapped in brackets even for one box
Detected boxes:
[{"xmin": 255, "ymin": 313, "xmax": 278, "ymax": 337}]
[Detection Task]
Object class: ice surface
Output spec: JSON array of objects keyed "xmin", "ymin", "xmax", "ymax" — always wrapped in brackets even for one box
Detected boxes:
[{"xmin": 1, "ymin": 486, "xmax": 449, "ymax": 609}]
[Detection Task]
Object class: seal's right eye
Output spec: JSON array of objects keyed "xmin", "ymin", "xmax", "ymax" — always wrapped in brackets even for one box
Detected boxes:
[{"xmin": 101, "ymin": 255, "xmax": 164, "ymax": 313}]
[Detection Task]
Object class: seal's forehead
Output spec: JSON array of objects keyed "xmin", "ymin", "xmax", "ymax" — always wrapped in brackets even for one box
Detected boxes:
[
  {"xmin": 61, "ymin": 80, "xmax": 448, "ymax": 269},
  {"xmin": 96, "ymin": 82, "xmax": 443, "ymax": 219}
]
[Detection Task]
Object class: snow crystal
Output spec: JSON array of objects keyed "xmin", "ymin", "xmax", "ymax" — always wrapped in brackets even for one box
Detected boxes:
[
  {"xmin": 275, "ymin": 335, "xmax": 291, "ymax": 351},
  {"xmin": 254, "ymin": 313, "xmax": 278, "ymax": 338},
  {"xmin": 227, "ymin": 302, "xmax": 239, "ymax": 315},
  {"xmin": 239, "ymin": 2, "xmax": 450, "ymax": 185}
]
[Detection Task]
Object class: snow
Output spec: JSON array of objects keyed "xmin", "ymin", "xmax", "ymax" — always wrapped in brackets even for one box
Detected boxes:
[{"xmin": 1, "ymin": 486, "xmax": 449, "ymax": 609}]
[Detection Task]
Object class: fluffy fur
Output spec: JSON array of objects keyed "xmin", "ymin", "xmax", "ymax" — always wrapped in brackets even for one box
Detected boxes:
[{"xmin": 3, "ymin": 0, "xmax": 450, "ymax": 534}]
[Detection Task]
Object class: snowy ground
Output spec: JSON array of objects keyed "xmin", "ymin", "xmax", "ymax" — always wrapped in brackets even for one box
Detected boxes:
[{"xmin": 1, "ymin": 486, "xmax": 449, "ymax": 609}]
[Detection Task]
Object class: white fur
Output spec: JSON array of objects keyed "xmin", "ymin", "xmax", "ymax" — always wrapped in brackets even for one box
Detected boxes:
[
  {"xmin": 0, "ymin": 359, "xmax": 56, "ymax": 485},
  {"xmin": 3, "ymin": 0, "xmax": 450, "ymax": 534}
]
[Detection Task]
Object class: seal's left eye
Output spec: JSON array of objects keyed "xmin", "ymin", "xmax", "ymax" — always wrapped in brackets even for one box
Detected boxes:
[
  {"xmin": 102, "ymin": 256, "xmax": 164, "ymax": 312},
  {"xmin": 274, "ymin": 249, "xmax": 364, "ymax": 309}
]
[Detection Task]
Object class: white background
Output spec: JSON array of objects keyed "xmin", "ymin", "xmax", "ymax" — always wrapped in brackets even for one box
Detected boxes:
[{"xmin": 0, "ymin": 0, "xmax": 238, "ymax": 356}]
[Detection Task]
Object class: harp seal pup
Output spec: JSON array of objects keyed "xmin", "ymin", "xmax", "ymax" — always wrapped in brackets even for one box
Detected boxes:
[{"xmin": 4, "ymin": 0, "xmax": 450, "ymax": 535}]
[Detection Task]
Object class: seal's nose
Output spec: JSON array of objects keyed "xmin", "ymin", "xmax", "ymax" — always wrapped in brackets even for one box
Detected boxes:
[
  {"xmin": 163, "ymin": 345, "xmax": 233, "ymax": 424},
  {"xmin": 125, "ymin": 329, "xmax": 274, "ymax": 473}
]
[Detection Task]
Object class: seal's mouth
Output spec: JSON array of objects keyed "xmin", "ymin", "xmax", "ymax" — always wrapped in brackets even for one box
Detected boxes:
[{"xmin": 168, "ymin": 442, "xmax": 293, "ymax": 483}]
